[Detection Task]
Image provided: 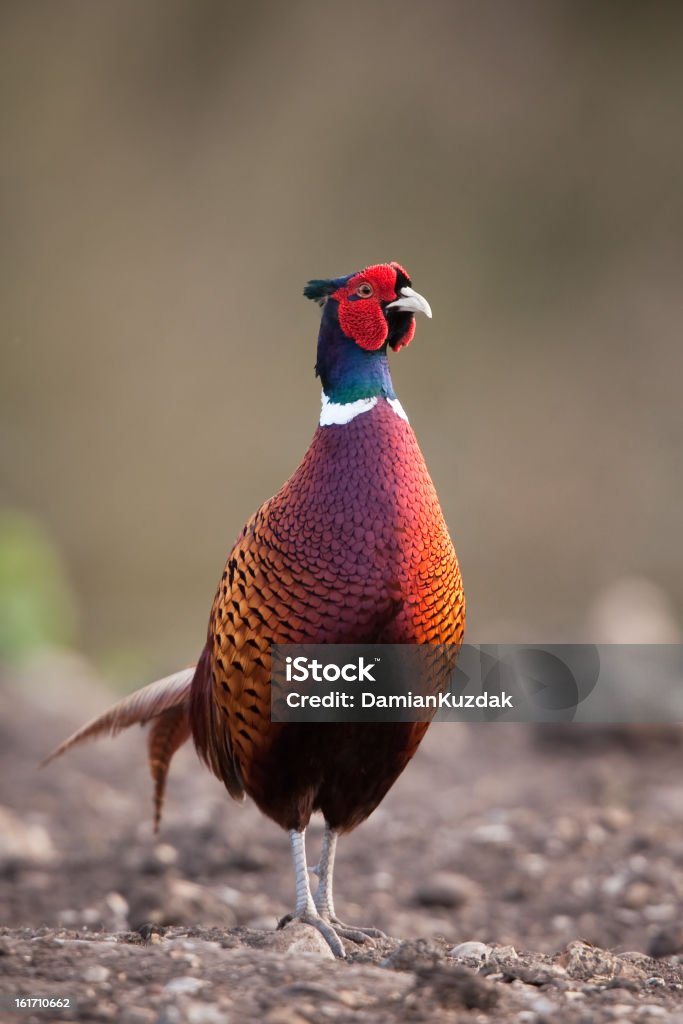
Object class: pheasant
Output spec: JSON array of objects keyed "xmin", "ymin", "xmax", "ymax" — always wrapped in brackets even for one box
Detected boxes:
[{"xmin": 46, "ymin": 261, "xmax": 466, "ymax": 956}]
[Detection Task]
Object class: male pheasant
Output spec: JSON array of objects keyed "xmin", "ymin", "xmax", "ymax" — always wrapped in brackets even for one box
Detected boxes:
[{"xmin": 46, "ymin": 262, "xmax": 466, "ymax": 956}]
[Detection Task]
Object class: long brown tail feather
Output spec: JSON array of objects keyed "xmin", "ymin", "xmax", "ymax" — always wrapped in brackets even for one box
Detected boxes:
[
  {"xmin": 148, "ymin": 703, "xmax": 192, "ymax": 831},
  {"xmin": 42, "ymin": 666, "xmax": 196, "ymax": 827}
]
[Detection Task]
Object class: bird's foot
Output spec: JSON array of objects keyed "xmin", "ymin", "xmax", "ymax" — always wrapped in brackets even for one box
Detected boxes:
[
  {"xmin": 326, "ymin": 918, "xmax": 386, "ymax": 945},
  {"xmin": 277, "ymin": 910, "xmax": 346, "ymax": 958}
]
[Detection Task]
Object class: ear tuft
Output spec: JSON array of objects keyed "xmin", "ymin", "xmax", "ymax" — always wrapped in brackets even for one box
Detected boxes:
[{"xmin": 304, "ymin": 279, "xmax": 336, "ymax": 305}]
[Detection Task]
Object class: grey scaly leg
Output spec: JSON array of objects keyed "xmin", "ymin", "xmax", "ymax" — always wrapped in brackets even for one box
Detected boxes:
[
  {"xmin": 278, "ymin": 829, "xmax": 345, "ymax": 958},
  {"xmin": 312, "ymin": 822, "xmax": 338, "ymax": 919},
  {"xmin": 311, "ymin": 823, "xmax": 385, "ymax": 944},
  {"xmin": 290, "ymin": 828, "xmax": 316, "ymax": 917}
]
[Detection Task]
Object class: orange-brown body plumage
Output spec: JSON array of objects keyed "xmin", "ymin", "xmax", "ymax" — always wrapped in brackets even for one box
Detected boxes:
[{"xmin": 191, "ymin": 400, "xmax": 465, "ymax": 833}]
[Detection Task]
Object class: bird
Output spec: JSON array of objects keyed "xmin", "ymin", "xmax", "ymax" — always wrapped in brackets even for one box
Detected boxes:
[{"xmin": 45, "ymin": 261, "xmax": 466, "ymax": 957}]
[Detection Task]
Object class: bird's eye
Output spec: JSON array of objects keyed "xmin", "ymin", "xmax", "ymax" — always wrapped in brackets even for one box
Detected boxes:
[{"xmin": 356, "ymin": 282, "xmax": 374, "ymax": 298}]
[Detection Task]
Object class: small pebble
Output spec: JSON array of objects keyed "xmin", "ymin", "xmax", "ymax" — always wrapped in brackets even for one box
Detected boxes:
[
  {"xmin": 448, "ymin": 941, "xmax": 490, "ymax": 961},
  {"xmin": 104, "ymin": 891, "xmax": 130, "ymax": 930},
  {"xmin": 586, "ymin": 823, "xmax": 607, "ymax": 844},
  {"xmin": 602, "ymin": 806, "xmax": 633, "ymax": 830},
  {"xmin": 520, "ymin": 853, "xmax": 546, "ymax": 877},
  {"xmin": 154, "ymin": 843, "xmax": 178, "ymax": 866},
  {"xmin": 471, "ymin": 823, "xmax": 512, "ymax": 844},
  {"xmin": 82, "ymin": 964, "xmax": 110, "ymax": 983},
  {"xmin": 622, "ymin": 881, "xmax": 651, "ymax": 909},
  {"xmin": 530, "ymin": 996, "xmax": 557, "ymax": 1014},
  {"xmin": 185, "ymin": 1003, "xmax": 226, "ymax": 1024},
  {"xmin": 602, "ymin": 872, "xmax": 628, "ymax": 898},
  {"xmin": 415, "ymin": 872, "xmax": 479, "ymax": 909},
  {"xmin": 260, "ymin": 922, "xmax": 335, "ymax": 960},
  {"xmin": 0, "ymin": 807, "xmax": 58, "ymax": 866},
  {"xmin": 491, "ymin": 944, "xmax": 518, "ymax": 960},
  {"xmin": 628, "ymin": 854, "xmax": 649, "ymax": 874},
  {"xmin": 552, "ymin": 914, "xmax": 573, "ymax": 932},
  {"xmin": 164, "ymin": 976, "xmax": 205, "ymax": 995}
]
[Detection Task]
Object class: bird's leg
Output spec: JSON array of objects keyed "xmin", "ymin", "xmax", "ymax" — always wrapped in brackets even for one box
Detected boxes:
[
  {"xmin": 312, "ymin": 823, "xmax": 385, "ymax": 943},
  {"xmin": 310, "ymin": 821, "xmax": 338, "ymax": 919},
  {"xmin": 277, "ymin": 829, "xmax": 345, "ymax": 958},
  {"xmin": 290, "ymin": 828, "xmax": 317, "ymax": 918}
]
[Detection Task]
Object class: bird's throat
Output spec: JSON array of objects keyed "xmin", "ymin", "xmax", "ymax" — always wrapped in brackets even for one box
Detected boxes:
[{"xmin": 315, "ymin": 303, "xmax": 396, "ymax": 407}]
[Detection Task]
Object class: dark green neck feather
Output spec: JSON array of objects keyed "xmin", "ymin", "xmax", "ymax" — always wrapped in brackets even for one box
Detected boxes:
[{"xmin": 315, "ymin": 300, "xmax": 396, "ymax": 404}]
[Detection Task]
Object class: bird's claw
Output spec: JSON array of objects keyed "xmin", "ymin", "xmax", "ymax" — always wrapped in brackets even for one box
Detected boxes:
[
  {"xmin": 328, "ymin": 919, "xmax": 386, "ymax": 945},
  {"xmin": 277, "ymin": 910, "xmax": 346, "ymax": 958}
]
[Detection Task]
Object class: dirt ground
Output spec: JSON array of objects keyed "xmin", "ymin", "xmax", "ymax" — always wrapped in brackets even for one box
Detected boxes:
[{"xmin": 1, "ymin": 653, "xmax": 683, "ymax": 1023}]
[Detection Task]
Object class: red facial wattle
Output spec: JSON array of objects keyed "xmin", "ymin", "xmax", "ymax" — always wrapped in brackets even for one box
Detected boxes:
[
  {"xmin": 332, "ymin": 262, "xmax": 419, "ymax": 352},
  {"xmin": 392, "ymin": 317, "xmax": 415, "ymax": 351},
  {"xmin": 335, "ymin": 294, "xmax": 388, "ymax": 351}
]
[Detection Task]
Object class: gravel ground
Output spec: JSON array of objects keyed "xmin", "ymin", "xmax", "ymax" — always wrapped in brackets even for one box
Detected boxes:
[{"xmin": 1, "ymin": 653, "xmax": 683, "ymax": 1022}]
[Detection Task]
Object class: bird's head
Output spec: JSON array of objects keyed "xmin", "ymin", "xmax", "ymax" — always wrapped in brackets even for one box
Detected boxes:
[
  {"xmin": 305, "ymin": 263, "xmax": 432, "ymax": 408},
  {"xmin": 305, "ymin": 261, "xmax": 431, "ymax": 354}
]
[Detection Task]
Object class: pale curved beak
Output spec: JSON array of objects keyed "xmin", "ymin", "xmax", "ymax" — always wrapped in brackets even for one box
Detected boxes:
[{"xmin": 386, "ymin": 285, "xmax": 433, "ymax": 319}]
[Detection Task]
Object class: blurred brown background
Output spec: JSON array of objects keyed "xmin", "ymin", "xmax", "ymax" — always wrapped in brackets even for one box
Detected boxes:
[{"xmin": 2, "ymin": 1, "xmax": 682, "ymax": 681}]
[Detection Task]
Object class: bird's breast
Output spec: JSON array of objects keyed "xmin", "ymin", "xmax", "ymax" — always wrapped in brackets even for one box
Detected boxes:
[
  {"xmin": 257, "ymin": 398, "xmax": 463, "ymax": 643},
  {"xmin": 199, "ymin": 397, "xmax": 465, "ymax": 802}
]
